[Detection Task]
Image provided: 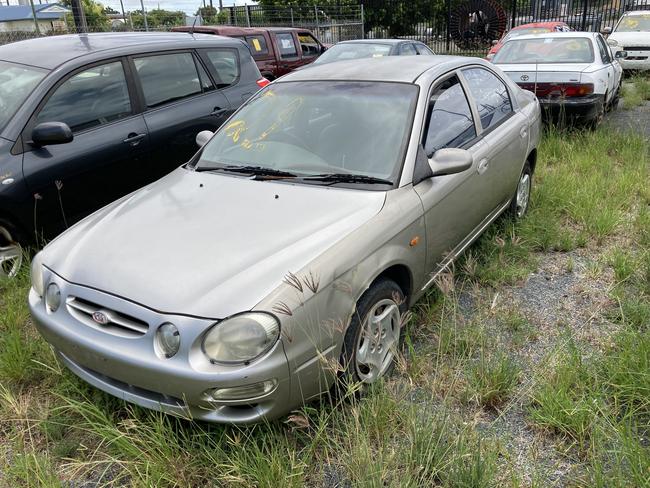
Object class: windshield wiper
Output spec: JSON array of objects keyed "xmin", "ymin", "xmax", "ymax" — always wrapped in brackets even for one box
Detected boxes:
[
  {"xmin": 303, "ymin": 173, "xmax": 394, "ymax": 185},
  {"xmin": 195, "ymin": 165, "xmax": 298, "ymax": 178}
]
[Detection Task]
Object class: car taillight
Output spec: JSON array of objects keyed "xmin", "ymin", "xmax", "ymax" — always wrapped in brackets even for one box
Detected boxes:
[
  {"xmin": 518, "ymin": 82, "xmax": 594, "ymax": 98},
  {"xmin": 256, "ymin": 78, "xmax": 270, "ymax": 88}
]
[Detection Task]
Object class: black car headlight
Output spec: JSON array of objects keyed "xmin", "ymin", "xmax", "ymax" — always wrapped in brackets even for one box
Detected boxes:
[{"xmin": 202, "ymin": 312, "xmax": 280, "ymax": 364}]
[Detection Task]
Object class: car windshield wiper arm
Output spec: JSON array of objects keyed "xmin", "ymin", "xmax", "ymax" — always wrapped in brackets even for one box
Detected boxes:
[
  {"xmin": 303, "ymin": 173, "xmax": 394, "ymax": 185},
  {"xmin": 195, "ymin": 165, "xmax": 298, "ymax": 178}
]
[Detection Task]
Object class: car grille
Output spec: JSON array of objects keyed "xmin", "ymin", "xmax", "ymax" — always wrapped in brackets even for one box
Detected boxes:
[
  {"xmin": 624, "ymin": 46, "xmax": 650, "ymax": 51},
  {"xmin": 66, "ymin": 296, "xmax": 149, "ymax": 338}
]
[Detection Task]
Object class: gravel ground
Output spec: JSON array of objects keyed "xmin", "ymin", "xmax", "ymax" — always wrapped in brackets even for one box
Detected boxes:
[{"xmin": 606, "ymin": 99, "xmax": 650, "ymax": 138}]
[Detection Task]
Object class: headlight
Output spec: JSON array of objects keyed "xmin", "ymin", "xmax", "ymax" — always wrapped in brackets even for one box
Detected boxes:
[
  {"xmin": 45, "ymin": 283, "xmax": 61, "ymax": 312},
  {"xmin": 202, "ymin": 312, "xmax": 280, "ymax": 364},
  {"xmin": 607, "ymin": 38, "xmax": 619, "ymax": 47},
  {"xmin": 30, "ymin": 253, "xmax": 44, "ymax": 297},
  {"xmin": 155, "ymin": 322, "xmax": 180, "ymax": 358}
]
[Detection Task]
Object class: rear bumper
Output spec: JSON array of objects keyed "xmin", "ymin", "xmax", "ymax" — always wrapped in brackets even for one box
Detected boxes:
[{"xmin": 538, "ymin": 95, "xmax": 604, "ymax": 123}]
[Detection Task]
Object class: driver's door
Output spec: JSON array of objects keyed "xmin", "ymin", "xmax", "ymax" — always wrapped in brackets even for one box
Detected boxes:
[{"xmin": 22, "ymin": 58, "xmax": 150, "ymax": 237}]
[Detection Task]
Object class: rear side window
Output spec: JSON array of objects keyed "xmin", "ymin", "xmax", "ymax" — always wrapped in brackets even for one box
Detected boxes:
[
  {"xmin": 36, "ymin": 61, "xmax": 131, "ymax": 133},
  {"xmin": 423, "ymin": 75, "xmax": 476, "ymax": 156},
  {"xmin": 204, "ymin": 50, "xmax": 240, "ymax": 87},
  {"xmin": 134, "ymin": 53, "xmax": 202, "ymax": 108},
  {"xmin": 596, "ymin": 35, "xmax": 611, "ymax": 63},
  {"xmin": 400, "ymin": 43, "xmax": 417, "ymax": 56},
  {"xmin": 462, "ymin": 67, "xmax": 513, "ymax": 131},
  {"xmin": 415, "ymin": 43, "xmax": 434, "ymax": 55},
  {"xmin": 276, "ymin": 33, "xmax": 298, "ymax": 58},
  {"xmin": 298, "ymin": 33, "xmax": 320, "ymax": 57},
  {"xmin": 244, "ymin": 35, "xmax": 269, "ymax": 58}
]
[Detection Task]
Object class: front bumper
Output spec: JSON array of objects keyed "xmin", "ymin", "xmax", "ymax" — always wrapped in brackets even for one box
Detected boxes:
[
  {"xmin": 538, "ymin": 95, "xmax": 604, "ymax": 123},
  {"xmin": 619, "ymin": 53, "xmax": 650, "ymax": 71},
  {"xmin": 29, "ymin": 269, "xmax": 293, "ymax": 423}
]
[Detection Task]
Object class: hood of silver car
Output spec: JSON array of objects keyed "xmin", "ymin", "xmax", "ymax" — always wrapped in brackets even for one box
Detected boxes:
[{"xmin": 44, "ymin": 168, "xmax": 386, "ymax": 318}]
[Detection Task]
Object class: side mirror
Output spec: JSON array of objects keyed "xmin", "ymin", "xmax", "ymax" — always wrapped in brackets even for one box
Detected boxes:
[
  {"xmin": 602, "ymin": 26, "xmax": 612, "ymax": 35},
  {"xmin": 615, "ymin": 50, "xmax": 628, "ymax": 59},
  {"xmin": 31, "ymin": 122, "xmax": 73, "ymax": 147},
  {"xmin": 196, "ymin": 130, "xmax": 214, "ymax": 148},
  {"xmin": 428, "ymin": 148, "xmax": 473, "ymax": 177},
  {"xmin": 491, "ymin": 39, "xmax": 498, "ymax": 46}
]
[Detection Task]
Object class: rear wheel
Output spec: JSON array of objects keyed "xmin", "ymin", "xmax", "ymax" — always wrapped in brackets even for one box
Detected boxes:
[
  {"xmin": 508, "ymin": 162, "xmax": 532, "ymax": 220},
  {"xmin": 341, "ymin": 279, "xmax": 406, "ymax": 384},
  {"xmin": 589, "ymin": 98, "xmax": 605, "ymax": 129},
  {"xmin": 0, "ymin": 222, "xmax": 23, "ymax": 278}
]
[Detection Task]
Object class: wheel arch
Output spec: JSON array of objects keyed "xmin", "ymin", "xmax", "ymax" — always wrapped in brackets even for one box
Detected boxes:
[{"xmin": 527, "ymin": 147, "xmax": 537, "ymax": 175}]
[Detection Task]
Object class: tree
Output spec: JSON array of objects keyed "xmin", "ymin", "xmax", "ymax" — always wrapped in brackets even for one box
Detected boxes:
[
  {"xmin": 62, "ymin": 0, "xmax": 110, "ymax": 30},
  {"xmin": 196, "ymin": 6, "xmax": 227, "ymax": 24},
  {"xmin": 102, "ymin": 5, "xmax": 119, "ymax": 14},
  {"xmin": 130, "ymin": 8, "xmax": 185, "ymax": 29}
]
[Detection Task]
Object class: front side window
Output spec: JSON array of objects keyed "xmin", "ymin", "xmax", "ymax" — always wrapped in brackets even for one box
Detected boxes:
[
  {"xmin": 400, "ymin": 43, "xmax": 418, "ymax": 56},
  {"xmin": 205, "ymin": 50, "xmax": 240, "ymax": 87},
  {"xmin": 197, "ymin": 81, "xmax": 418, "ymax": 183},
  {"xmin": 463, "ymin": 67, "xmax": 513, "ymax": 131},
  {"xmin": 134, "ymin": 53, "xmax": 202, "ymax": 108},
  {"xmin": 493, "ymin": 37, "xmax": 595, "ymax": 64},
  {"xmin": 0, "ymin": 61, "xmax": 47, "ymax": 131},
  {"xmin": 275, "ymin": 33, "xmax": 298, "ymax": 58},
  {"xmin": 37, "ymin": 61, "xmax": 131, "ymax": 133},
  {"xmin": 298, "ymin": 33, "xmax": 321, "ymax": 57},
  {"xmin": 423, "ymin": 76, "xmax": 476, "ymax": 157}
]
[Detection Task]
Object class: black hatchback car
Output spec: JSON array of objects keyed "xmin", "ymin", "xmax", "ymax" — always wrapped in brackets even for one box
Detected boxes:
[{"xmin": 0, "ymin": 32, "xmax": 266, "ymax": 277}]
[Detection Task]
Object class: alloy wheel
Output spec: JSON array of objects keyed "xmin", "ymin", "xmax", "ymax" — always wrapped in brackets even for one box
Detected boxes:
[
  {"xmin": 354, "ymin": 298, "xmax": 401, "ymax": 383},
  {"xmin": 515, "ymin": 173, "xmax": 531, "ymax": 218},
  {"xmin": 0, "ymin": 226, "xmax": 22, "ymax": 279}
]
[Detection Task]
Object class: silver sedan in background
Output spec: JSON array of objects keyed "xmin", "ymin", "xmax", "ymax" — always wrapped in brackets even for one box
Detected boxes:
[{"xmin": 29, "ymin": 56, "xmax": 541, "ymax": 423}]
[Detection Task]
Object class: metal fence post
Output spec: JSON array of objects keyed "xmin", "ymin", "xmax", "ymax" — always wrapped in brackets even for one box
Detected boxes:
[
  {"xmin": 581, "ymin": 0, "xmax": 589, "ymax": 31},
  {"xmin": 29, "ymin": 0, "xmax": 40, "ymax": 35},
  {"xmin": 245, "ymin": 5, "xmax": 251, "ymax": 27},
  {"xmin": 290, "ymin": 7, "xmax": 294, "ymax": 27},
  {"xmin": 314, "ymin": 5, "xmax": 319, "ymax": 39},
  {"xmin": 140, "ymin": 0, "xmax": 148, "ymax": 31},
  {"xmin": 510, "ymin": 0, "xmax": 517, "ymax": 29},
  {"xmin": 361, "ymin": 4, "xmax": 365, "ymax": 39},
  {"xmin": 446, "ymin": 0, "xmax": 451, "ymax": 52}
]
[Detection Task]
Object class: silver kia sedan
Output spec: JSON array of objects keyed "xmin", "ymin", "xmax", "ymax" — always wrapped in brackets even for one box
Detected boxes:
[{"xmin": 29, "ymin": 56, "xmax": 541, "ymax": 423}]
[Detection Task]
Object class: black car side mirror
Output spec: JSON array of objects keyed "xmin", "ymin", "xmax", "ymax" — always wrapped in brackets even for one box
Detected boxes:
[
  {"xmin": 429, "ymin": 148, "xmax": 473, "ymax": 177},
  {"xmin": 615, "ymin": 50, "xmax": 628, "ymax": 59},
  {"xmin": 31, "ymin": 122, "xmax": 73, "ymax": 147}
]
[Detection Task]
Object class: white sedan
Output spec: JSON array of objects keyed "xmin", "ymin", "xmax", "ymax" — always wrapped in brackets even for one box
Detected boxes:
[
  {"xmin": 604, "ymin": 10, "xmax": 650, "ymax": 71},
  {"xmin": 493, "ymin": 32, "xmax": 625, "ymax": 126}
]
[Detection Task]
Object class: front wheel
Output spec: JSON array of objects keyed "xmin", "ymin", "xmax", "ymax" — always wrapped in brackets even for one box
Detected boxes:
[
  {"xmin": 341, "ymin": 279, "xmax": 406, "ymax": 384},
  {"xmin": 508, "ymin": 162, "xmax": 532, "ymax": 220}
]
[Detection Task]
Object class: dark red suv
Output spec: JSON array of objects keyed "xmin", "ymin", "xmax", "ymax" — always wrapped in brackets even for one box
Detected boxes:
[{"xmin": 172, "ymin": 26, "xmax": 327, "ymax": 80}]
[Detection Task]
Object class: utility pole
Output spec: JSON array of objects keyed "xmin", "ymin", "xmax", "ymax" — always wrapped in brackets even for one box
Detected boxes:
[
  {"xmin": 28, "ymin": 0, "xmax": 40, "ymax": 35},
  {"xmin": 140, "ymin": 0, "xmax": 148, "ymax": 31},
  {"xmin": 119, "ymin": 0, "xmax": 126, "ymax": 26},
  {"xmin": 70, "ymin": 0, "xmax": 87, "ymax": 33}
]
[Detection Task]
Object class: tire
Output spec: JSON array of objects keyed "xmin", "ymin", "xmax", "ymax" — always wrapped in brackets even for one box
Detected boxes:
[
  {"xmin": 0, "ymin": 220, "xmax": 24, "ymax": 278},
  {"xmin": 340, "ymin": 279, "xmax": 407, "ymax": 384},
  {"xmin": 609, "ymin": 86, "xmax": 621, "ymax": 112},
  {"xmin": 588, "ymin": 98, "xmax": 605, "ymax": 129},
  {"xmin": 507, "ymin": 162, "xmax": 532, "ymax": 220}
]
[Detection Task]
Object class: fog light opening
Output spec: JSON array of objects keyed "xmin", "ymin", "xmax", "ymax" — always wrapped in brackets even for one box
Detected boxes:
[
  {"xmin": 155, "ymin": 323, "xmax": 180, "ymax": 359},
  {"xmin": 45, "ymin": 282, "xmax": 61, "ymax": 312},
  {"xmin": 204, "ymin": 379, "xmax": 278, "ymax": 403}
]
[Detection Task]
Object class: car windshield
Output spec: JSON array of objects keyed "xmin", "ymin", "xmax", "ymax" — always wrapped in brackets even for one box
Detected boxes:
[
  {"xmin": 493, "ymin": 37, "xmax": 594, "ymax": 64},
  {"xmin": 197, "ymin": 81, "xmax": 417, "ymax": 183},
  {"xmin": 503, "ymin": 27, "xmax": 554, "ymax": 42},
  {"xmin": 615, "ymin": 14, "xmax": 650, "ymax": 32},
  {"xmin": 0, "ymin": 61, "xmax": 47, "ymax": 131},
  {"xmin": 313, "ymin": 43, "xmax": 393, "ymax": 64}
]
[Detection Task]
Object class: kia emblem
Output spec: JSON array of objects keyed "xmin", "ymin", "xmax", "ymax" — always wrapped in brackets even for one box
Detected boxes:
[
  {"xmin": 92, "ymin": 311, "xmax": 110, "ymax": 325},
  {"xmin": 520, "ymin": 75, "xmax": 530, "ymax": 81}
]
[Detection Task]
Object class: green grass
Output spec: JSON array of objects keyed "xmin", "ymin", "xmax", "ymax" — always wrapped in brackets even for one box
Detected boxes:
[{"xmin": 0, "ymin": 126, "xmax": 648, "ymax": 486}]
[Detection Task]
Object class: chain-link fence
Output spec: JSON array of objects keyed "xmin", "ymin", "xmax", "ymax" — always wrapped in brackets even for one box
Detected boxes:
[{"xmin": 0, "ymin": 4, "xmax": 364, "ymax": 47}]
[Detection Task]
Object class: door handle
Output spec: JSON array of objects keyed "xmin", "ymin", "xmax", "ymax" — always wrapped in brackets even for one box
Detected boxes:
[
  {"xmin": 477, "ymin": 158, "xmax": 489, "ymax": 175},
  {"xmin": 123, "ymin": 133, "xmax": 146, "ymax": 146},
  {"xmin": 520, "ymin": 126, "xmax": 528, "ymax": 139},
  {"xmin": 210, "ymin": 107, "xmax": 229, "ymax": 117}
]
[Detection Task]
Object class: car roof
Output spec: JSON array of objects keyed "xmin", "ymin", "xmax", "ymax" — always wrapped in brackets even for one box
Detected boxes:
[
  {"xmin": 281, "ymin": 55, "xmax": 472, "ymax": 83},
  {"xmin": 0, "ymin": 32, "xmax": 243, "ymax": 70},
  {"xmin": 513, "ymin": 21, "xmax": 568, "ymax": 29},
  {"xmin": 337, "ymin": 39, "xmax": 411, "ymax": 45},
  {"xmin": 505, "ymin": 31, "xmax": 596, "ymax": 41}
]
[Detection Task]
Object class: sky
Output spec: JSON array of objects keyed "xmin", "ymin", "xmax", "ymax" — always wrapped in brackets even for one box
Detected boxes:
[{"xmin": 101, "ymin": 0, "xmax": 256, "ymax": 16}]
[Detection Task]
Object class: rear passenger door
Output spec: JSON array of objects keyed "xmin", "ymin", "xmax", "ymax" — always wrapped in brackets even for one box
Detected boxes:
[
  {"xmin": 22, "ymin": 58, "xmax": 150, "ymax": 236},
  {"xmin": 461, "ymin": 66, "xmax": 527, "ymax": 210},
  {"xmin": 131, "ymin": 50, "xmax": 231, "ymax": 179},
  {"xmin": 595, "ymin": 34, "xmax": 619, "ymax": 100},
  {"xmin": 272, "ymin": 32, "xmax": 303, "ymax": 76}
]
